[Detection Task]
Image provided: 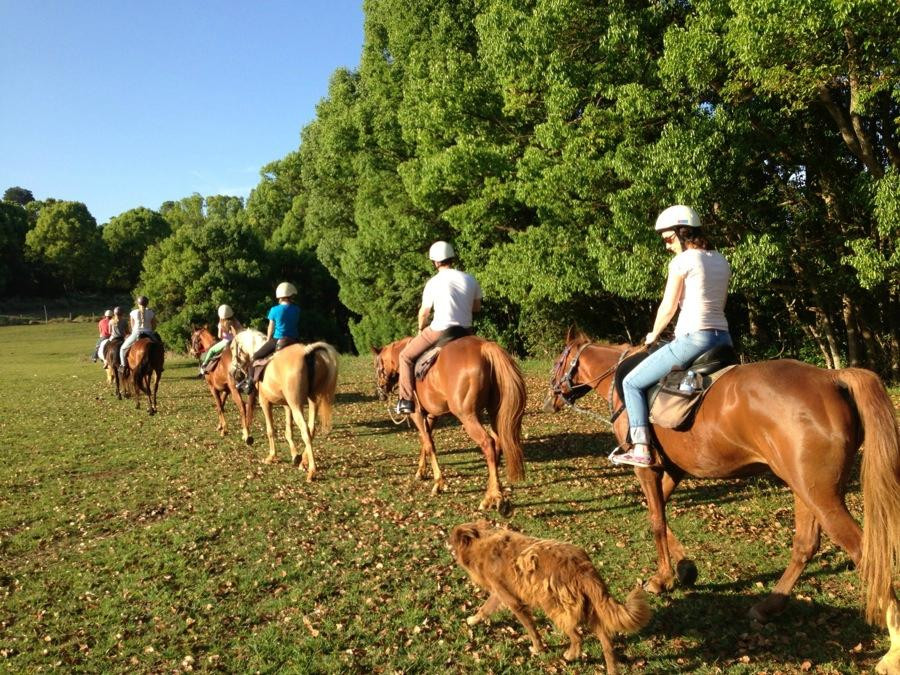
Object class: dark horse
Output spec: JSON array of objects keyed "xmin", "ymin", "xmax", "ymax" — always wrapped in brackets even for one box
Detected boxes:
[
  {"xmin": 103, "ymin": 338, "xmax": 124, "ymax": 399},
  {"xmin": 124, "ymin": 336, "xmax": 164, "ymax": 415},
  {"xmin": 189, "ymin": 327, "xmax": 248, "ymax": 437},
  {"xmin": 374, "ymin": 336, "xmax": 526, "ymax": 513},
  {"xmin": 545, "ymin": 328, "xmax": 900, "ymax": 672}
]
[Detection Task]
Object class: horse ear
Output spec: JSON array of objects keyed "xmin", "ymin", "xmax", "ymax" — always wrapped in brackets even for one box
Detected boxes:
[{"xmin": 565, "ymin": 325, "xmax": 577, "ymax": 343}]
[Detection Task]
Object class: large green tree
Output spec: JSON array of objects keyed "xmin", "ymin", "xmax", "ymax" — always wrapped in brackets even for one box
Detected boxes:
[
  {"xmin": 102, "ymin": 207, "xmax": 171, "ymax": 291},
  {"xmin": 3, "ymin": 186, "xmax": 34, "ymax": 206},
  {"xmin": 24, "ymin": 201, "xmax": 106, "ymax": 292},
  {"xmin": 0, "ymin": 201, "xmax": 30, "ymax": 296}
]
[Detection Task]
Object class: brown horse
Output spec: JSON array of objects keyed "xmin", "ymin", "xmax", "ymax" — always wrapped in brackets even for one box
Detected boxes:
[
  {"xmin": 189, "ymin": 327, "xmax": 248, "ymax": 438},
  {"xmin": 230, "ymin": 330, "xmax": 339, "ymax": 481},
  {"xmin": 373, "ymin": 336, "xmax": 526, "ymax": 512},
  {"xmin": 545, "ymin": 328, "xmax": 900, "ymax": 672},
  {"xmin": 124, "ymin": 336, "xmax": 164, "ymax": 414},
  {"xmin": 102, "ymin": 338, "xmax": 124, "ymax": 399}
]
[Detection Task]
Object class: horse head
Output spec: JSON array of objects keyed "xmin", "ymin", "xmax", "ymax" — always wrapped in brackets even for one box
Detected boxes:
[
  {"xmin": 372, "ymin": 343, "xmax": 399, "ymax": 401},
  {"xmin": 544, "ymin": 327, "xmax": 594, "ymax": 412},
  {"xmin": 188, "ymin": 326, "xmax": 208, "ymax": 358}
]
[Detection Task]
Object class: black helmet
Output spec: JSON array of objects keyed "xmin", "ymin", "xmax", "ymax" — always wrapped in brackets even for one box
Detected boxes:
[
  {"xmin": 136, "ymin": 295, "xmax": 149, "ymax": 306},
  {"xmin": 113, "ymin": 306, "xmax": 123, "ymax": 315}
]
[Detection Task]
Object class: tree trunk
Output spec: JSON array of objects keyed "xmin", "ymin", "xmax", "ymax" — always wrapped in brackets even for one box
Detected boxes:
[
  {"xmin": 841, "ymin": 294, "xmax": 861, "ymax": 367},
  {"xmin": 781, "ymin": 293, "xmax": 833, "ymax": 368}
]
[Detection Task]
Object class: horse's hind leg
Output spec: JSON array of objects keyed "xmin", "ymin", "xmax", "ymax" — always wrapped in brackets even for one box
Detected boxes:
[
  {"xmin": 287, "ymin": 399, "xmax": 315, "ymax": 481},
  {"xmin": 282, "ymin": 405, "xmax": 301, "ymax": 466},
  {"xmin": 151, "ymin": 370, "xmax": 160, "ymax": 414},
  {"xmin": 260, "ymin": 397, "xmax": 279, "ymax": 464},
  {"xmin": 750, "ymin": 495, "xmax": 821, "ymax": 622},
  {"xmin": 459, "ymin": 412, "xmax": 502, "ymax": 511}
]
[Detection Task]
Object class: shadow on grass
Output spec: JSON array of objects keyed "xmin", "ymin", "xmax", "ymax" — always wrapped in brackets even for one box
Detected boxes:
[
  {"xmin": 643, "ymin": 589, "xmax": 874, "ymax": 671},
  {"xmin": 336, "ymin": 391, "xmax": 377, "ymax": 404}
]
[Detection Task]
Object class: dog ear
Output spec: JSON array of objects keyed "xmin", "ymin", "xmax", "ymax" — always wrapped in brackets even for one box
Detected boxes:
[
  {"xmin": 450, "ymin": 522, "xmax": 482, "ymax": 550},
  {"xmin": 371, "ymin": 345, "xmax": 382, "ymax": 355}
]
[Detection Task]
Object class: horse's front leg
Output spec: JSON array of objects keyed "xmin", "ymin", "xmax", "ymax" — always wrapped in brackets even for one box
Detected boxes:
[
  {"xmin": 661, "ymin": 468, "xmax": 697, "ymax": 586},
  {"xmin": 240, "ymin": 390, "xmax": 256, "ymax": 445},
  {"xmin": 210, "ymin": 385, "xmax": 227, "ymax": 435},
  {"xmin": 458, "ymin": 413, "xmax": 502, "ymax": 511},
  {"xmin": 635, "ymin": 466, "xmax": 676, "ymax": 593},
  {"xmin": 411, "ymin": 412, "xmax": 444, "ymax": 494}
]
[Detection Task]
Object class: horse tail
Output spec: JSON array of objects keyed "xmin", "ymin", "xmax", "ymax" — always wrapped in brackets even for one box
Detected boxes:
[
  {"xmin": 304, "ymin": 341, "xmax": 339, "ymax": 435},
  {"xmin": 838, "ymin": 368, "xmax": 900, "ymax": 626},
  {"xmin": 481, "ymin": 341, "xmax": 526, "ymax": 483}
]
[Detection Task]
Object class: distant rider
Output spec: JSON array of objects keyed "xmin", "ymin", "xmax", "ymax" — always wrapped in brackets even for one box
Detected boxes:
[
  {"xmin": 103, "ymin": 307, "xmax": 128, "ymax": 368},
  {"xmin": 613, "ymin": 205, "xmax": 732, "ymax": 467},
  {"xmin": 199, "ymin": 304, "xmax": 244, "ymax": 375},
  {"xmin": 118, "ymin": 296, "xmax": 158, "ymax": 372},
  {"xmin": 93, "ymin": 309, "xmax": 113, "ymax": 362},
  {"xmin": 396, "ymin": 241, "xmax": 482, "ymax": 415}
]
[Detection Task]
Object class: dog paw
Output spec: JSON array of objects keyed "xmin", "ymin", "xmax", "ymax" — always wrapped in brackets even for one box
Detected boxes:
[{"xmin": 466, "ymin": 614, "xmax": 482, "ymax": 626}]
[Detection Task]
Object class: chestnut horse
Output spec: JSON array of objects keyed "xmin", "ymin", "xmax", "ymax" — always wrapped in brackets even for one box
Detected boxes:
[
  {"xmin": 189, "ymin": 327, "xmax": 248, "ymax": 437},
  {"xmin": 373, "ymin": 336, "xmax": 526, "ymax": 512},
  {"xmin": 545, "ymin": 329, "xmax": 900, "ymax": 672},
  {"xmin": 230, "ymin": 329, "xmax": 339, "ymax": 481},
  {"xmin": 124, "ymin": 336, "xmax": 164, "ymax": 415}
]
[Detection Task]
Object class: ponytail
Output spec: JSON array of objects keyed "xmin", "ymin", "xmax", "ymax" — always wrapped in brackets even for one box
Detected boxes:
[{"xmin": 138, "ymin": 306, "xmax": 146, "ymax": 328}]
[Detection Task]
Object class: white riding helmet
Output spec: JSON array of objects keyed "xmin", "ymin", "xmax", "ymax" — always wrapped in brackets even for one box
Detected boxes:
[
  {"xmin": 217, "ymin": 304, "xmax": 234, "ymax": 319},
  {"xmin": 655, "ymin": 205, "xmax": 701, "ymax": 231},
  {"xmin": 428, "ymin": 240, "xmax": 455, "ymax": 262},
  {"xmin": 104, "ymin": 310, "xmax": 113, "ymax": 317},
  {"xmin": 275, "ymin": 282, "xmax": 297, "ymax": 299}
]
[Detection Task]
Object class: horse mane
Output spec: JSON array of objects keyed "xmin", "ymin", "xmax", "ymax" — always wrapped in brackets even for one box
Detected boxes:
[
  {"xmin": 565, "ymin": 326, "xmax": 630, "ymax": 351},
  {"xmin": 230, "ymin": 328, "xmax": 267, "ymax": 368}
]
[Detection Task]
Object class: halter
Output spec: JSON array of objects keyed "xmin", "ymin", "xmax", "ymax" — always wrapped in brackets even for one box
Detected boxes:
[{"xmin": 549, "ymin": 342, "xmax": 629, "ymax": 427}]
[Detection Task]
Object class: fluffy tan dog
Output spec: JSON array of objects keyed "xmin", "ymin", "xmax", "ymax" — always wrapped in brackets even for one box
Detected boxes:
[{"xmin": 449, "ymin": 521, "xmax": 651, "ymax": 674}]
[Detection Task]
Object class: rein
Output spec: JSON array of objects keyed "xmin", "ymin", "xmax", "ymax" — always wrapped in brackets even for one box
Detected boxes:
[{"xmin": 550, "ymin": 342, "xmax": 631, "ymax": 428}]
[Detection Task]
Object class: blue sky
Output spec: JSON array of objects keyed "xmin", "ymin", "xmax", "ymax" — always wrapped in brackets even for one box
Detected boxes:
[{"xmin": 0, "ymin": 1, "xmax": 364, "ymax": 225}]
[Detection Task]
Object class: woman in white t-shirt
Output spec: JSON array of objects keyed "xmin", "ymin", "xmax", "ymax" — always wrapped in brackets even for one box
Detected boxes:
[
  {"xmin": 614, "ymin": 205, "xmax": 733, "ymax": 467},
  {"xmin": 119, "ymin": 295, "xmax": 158, "ymax": 370}
]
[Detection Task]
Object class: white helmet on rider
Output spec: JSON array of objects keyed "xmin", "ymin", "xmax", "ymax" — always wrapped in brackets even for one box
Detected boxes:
[
  {"xmin": 275, "ymin": 282, "xmax": 297, "ymax": 299},
  {"xmin": 655, "ymin": 205, "xmax": 701, "ymax": 231},
  {"xmin": 428, "ymin": 240, "xmax": 455, "ymax": 262},
  {"xmin": 217, "ymin": 304, "xmax": 234, "ymax": 319},
  {"xmin": 104, "ymin": 310, "xmax": 113, "ymax": 317}
]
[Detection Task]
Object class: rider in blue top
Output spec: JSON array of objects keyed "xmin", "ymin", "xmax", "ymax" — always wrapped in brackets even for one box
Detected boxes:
[{"xmin": 251, "ymin": 281, "xmax": 300, "ymax": 362}]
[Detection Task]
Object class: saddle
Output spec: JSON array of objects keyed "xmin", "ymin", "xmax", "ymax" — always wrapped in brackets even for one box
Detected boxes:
[
  {"xmin": 247, "ymin": 344, "xmax": 316, "ymax": 386},
  {"xmin": 615, "ymin": 343, "xmax": 739, "ymax": 431},
  {"xmin": 414, "ymin": 326, "xmax": 474, "ymax": 380}
]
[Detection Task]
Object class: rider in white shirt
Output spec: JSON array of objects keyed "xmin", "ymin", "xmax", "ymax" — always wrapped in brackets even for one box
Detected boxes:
[
  {"xmin": 396, "ymin": 241, "xmax": 482, "ymax": 414},
  {"xmin": 119, "ymin": 295, "xmax": 158, "ymax": 371}
]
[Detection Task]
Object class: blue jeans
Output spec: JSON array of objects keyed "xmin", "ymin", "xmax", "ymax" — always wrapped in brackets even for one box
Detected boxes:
[{"xmin": 623, "ymin": 330, "xmax": 732, "ymax": 443}]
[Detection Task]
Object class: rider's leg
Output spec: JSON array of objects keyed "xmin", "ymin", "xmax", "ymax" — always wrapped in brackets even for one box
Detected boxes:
[
  {"xmin": 397, "ymin": 328, "xmax": 441, "ymax": 412},
  {"xmin": 119, "ymin": 332, "xmax": 138, "ymax": 370}
]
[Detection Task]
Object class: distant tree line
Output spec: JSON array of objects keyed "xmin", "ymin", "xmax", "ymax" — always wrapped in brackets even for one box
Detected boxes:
[{"xmin": 2, "ymin": 0, "xmax": 898, "ymax": 380}]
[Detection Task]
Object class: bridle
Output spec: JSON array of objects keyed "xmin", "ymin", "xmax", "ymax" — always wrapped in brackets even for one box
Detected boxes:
[
  {"xmin": 548, "ymin": 341, "xmax": 630, "ymax": 427},
  {"xmin": 189, "ymin": 330, "xmax": 207, "ymax": 358}
]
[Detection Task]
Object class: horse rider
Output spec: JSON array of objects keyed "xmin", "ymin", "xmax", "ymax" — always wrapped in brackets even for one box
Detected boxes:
[
  {"xmin": 395, "ymin": 240, "xmax": 482, "ymax": 415},
  {"xmin": 237, "ymin": 282, "xmax": 300, "ymax": 394},
  {"xmin": 118, "ymin": 296, "xmax": 158, "ymax": 373},
  {"xmin": 92, "ymin": 309, "xmax": 113, "ymax": 362},
  {"xmin": 103, "ymin": 306, "xmax": 128, "ymax": 368},
  {"xmin": 199, "ymin": 304, "xmax": 244, "ymax": 375},
  {"xmin": 613, "ymin": 205, "xmax": 732, "ymax": 467}
]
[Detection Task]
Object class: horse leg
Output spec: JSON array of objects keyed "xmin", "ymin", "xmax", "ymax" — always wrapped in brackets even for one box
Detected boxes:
[
  {"xmin": 241, "ymin": 391, "xmax": 256, "ymax": 445},
  {"xmin": 282, "ymin": 405, "xmax": 301, "ymax": 466},
  {"xmin": 750, "ymin": 495, "xmax": 821, "ymax": 621},
  {"xmin": 410, "ymin": 411, "xmax": 434, "ymax": 482},
  {"xmin": 260, "ymin": 397, "xmax": 279, "ymax": 464},
  {"xmin": 151, "ymin": 369, "xmax": 160, "ymax": 414},
  {"xmin": 661, "ymin": 469, "xmax": 697, "ymax": 586},
  {"xmin": 636, "ymin": 467, "xmax": 676, "ymax": 593},
  {"xmin": 421, "ymin": 414, "xmax": 445, "ymax": 494},
  {"xmin": 210, "ymin": 385, "xmax": 227, "ymax": 434},
  {"xmin": 459, "ymin": 413, "xmax": 502, "ymax": 511},
  {"xmin": 287, "ymin": 399, "xmax": 315, "ymax": 482}
]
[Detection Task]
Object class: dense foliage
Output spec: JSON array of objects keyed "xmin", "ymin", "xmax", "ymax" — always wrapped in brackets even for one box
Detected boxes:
[{"xmin": 3, "ymin": 0, "xmax": 898, "ymax": 379}]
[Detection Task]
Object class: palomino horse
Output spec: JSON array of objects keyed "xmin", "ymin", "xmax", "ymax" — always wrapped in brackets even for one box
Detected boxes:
[
  {"xmin": 230, "ymin": 329, "xmax": 339, "ymax": 481},
  {"xmin": 103, "ymin": 338, "xmax": 124, "ymax": 399},
  {"xmin": 373, "ymin": 336, "xmax": 526, "ymax": 512},
  {"xmin": 189, "ymin": 327, "xmax": 248, "ymax": 437},
  {"xmin": 123, "ymin": 336, "xmax": 164, "ymax": 415},
  {"xmin": 545, "ymin": 329, "xmax": 900, "ymax": 672}
]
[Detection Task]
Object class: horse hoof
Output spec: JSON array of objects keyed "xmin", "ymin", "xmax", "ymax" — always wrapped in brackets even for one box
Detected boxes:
[
  {"xmin": 292, "ymin": 455, "xmax": 302, "ymax": 467},
  {"xmin": 643, "ymin": 576, "xmax": 673, "ymax": 595},
  {"xmin": 749, "ymin": 593, "xmax": 788, "ymax": 623},
  {"xmin": 875, "ymin": 648, "xmax": 900, "ymax": 675},
  {"xmin": 305, "ymin": 471, "xmax": 315, "ymax": 483},
  {"xmin": 245, "ymin": 436, "xmax": 254, "ymax": 446},
  {"xmin": 676, "ymin": 559, "xmax": 698, "ymax": 586},
  {"xmin": 498, "ymin": 499, "xmax": 513, "ymax": 518},
  {"xmin": 263, "ymin": 457, "xmax": 277, "ymax": 465}
]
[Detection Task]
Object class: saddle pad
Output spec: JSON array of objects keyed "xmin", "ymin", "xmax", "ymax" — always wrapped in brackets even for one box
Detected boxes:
[
  {"xmin": 650, "ymin": 365, "xmax": 737, "ymax": 429},
  {"xmin": 415, "ymin": 348, "xmax": 440, "ymax": 380}
]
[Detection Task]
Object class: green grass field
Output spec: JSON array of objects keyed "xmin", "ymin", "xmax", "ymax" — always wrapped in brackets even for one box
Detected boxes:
[{"xmin": 0, "ymin": 322, "xmax": 895, "ymax": 673}]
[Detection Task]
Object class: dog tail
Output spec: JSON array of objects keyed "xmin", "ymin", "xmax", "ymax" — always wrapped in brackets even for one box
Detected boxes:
[{"xmin": 584, "ymin": 576, "xmax": 652, "ymax": 635}]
